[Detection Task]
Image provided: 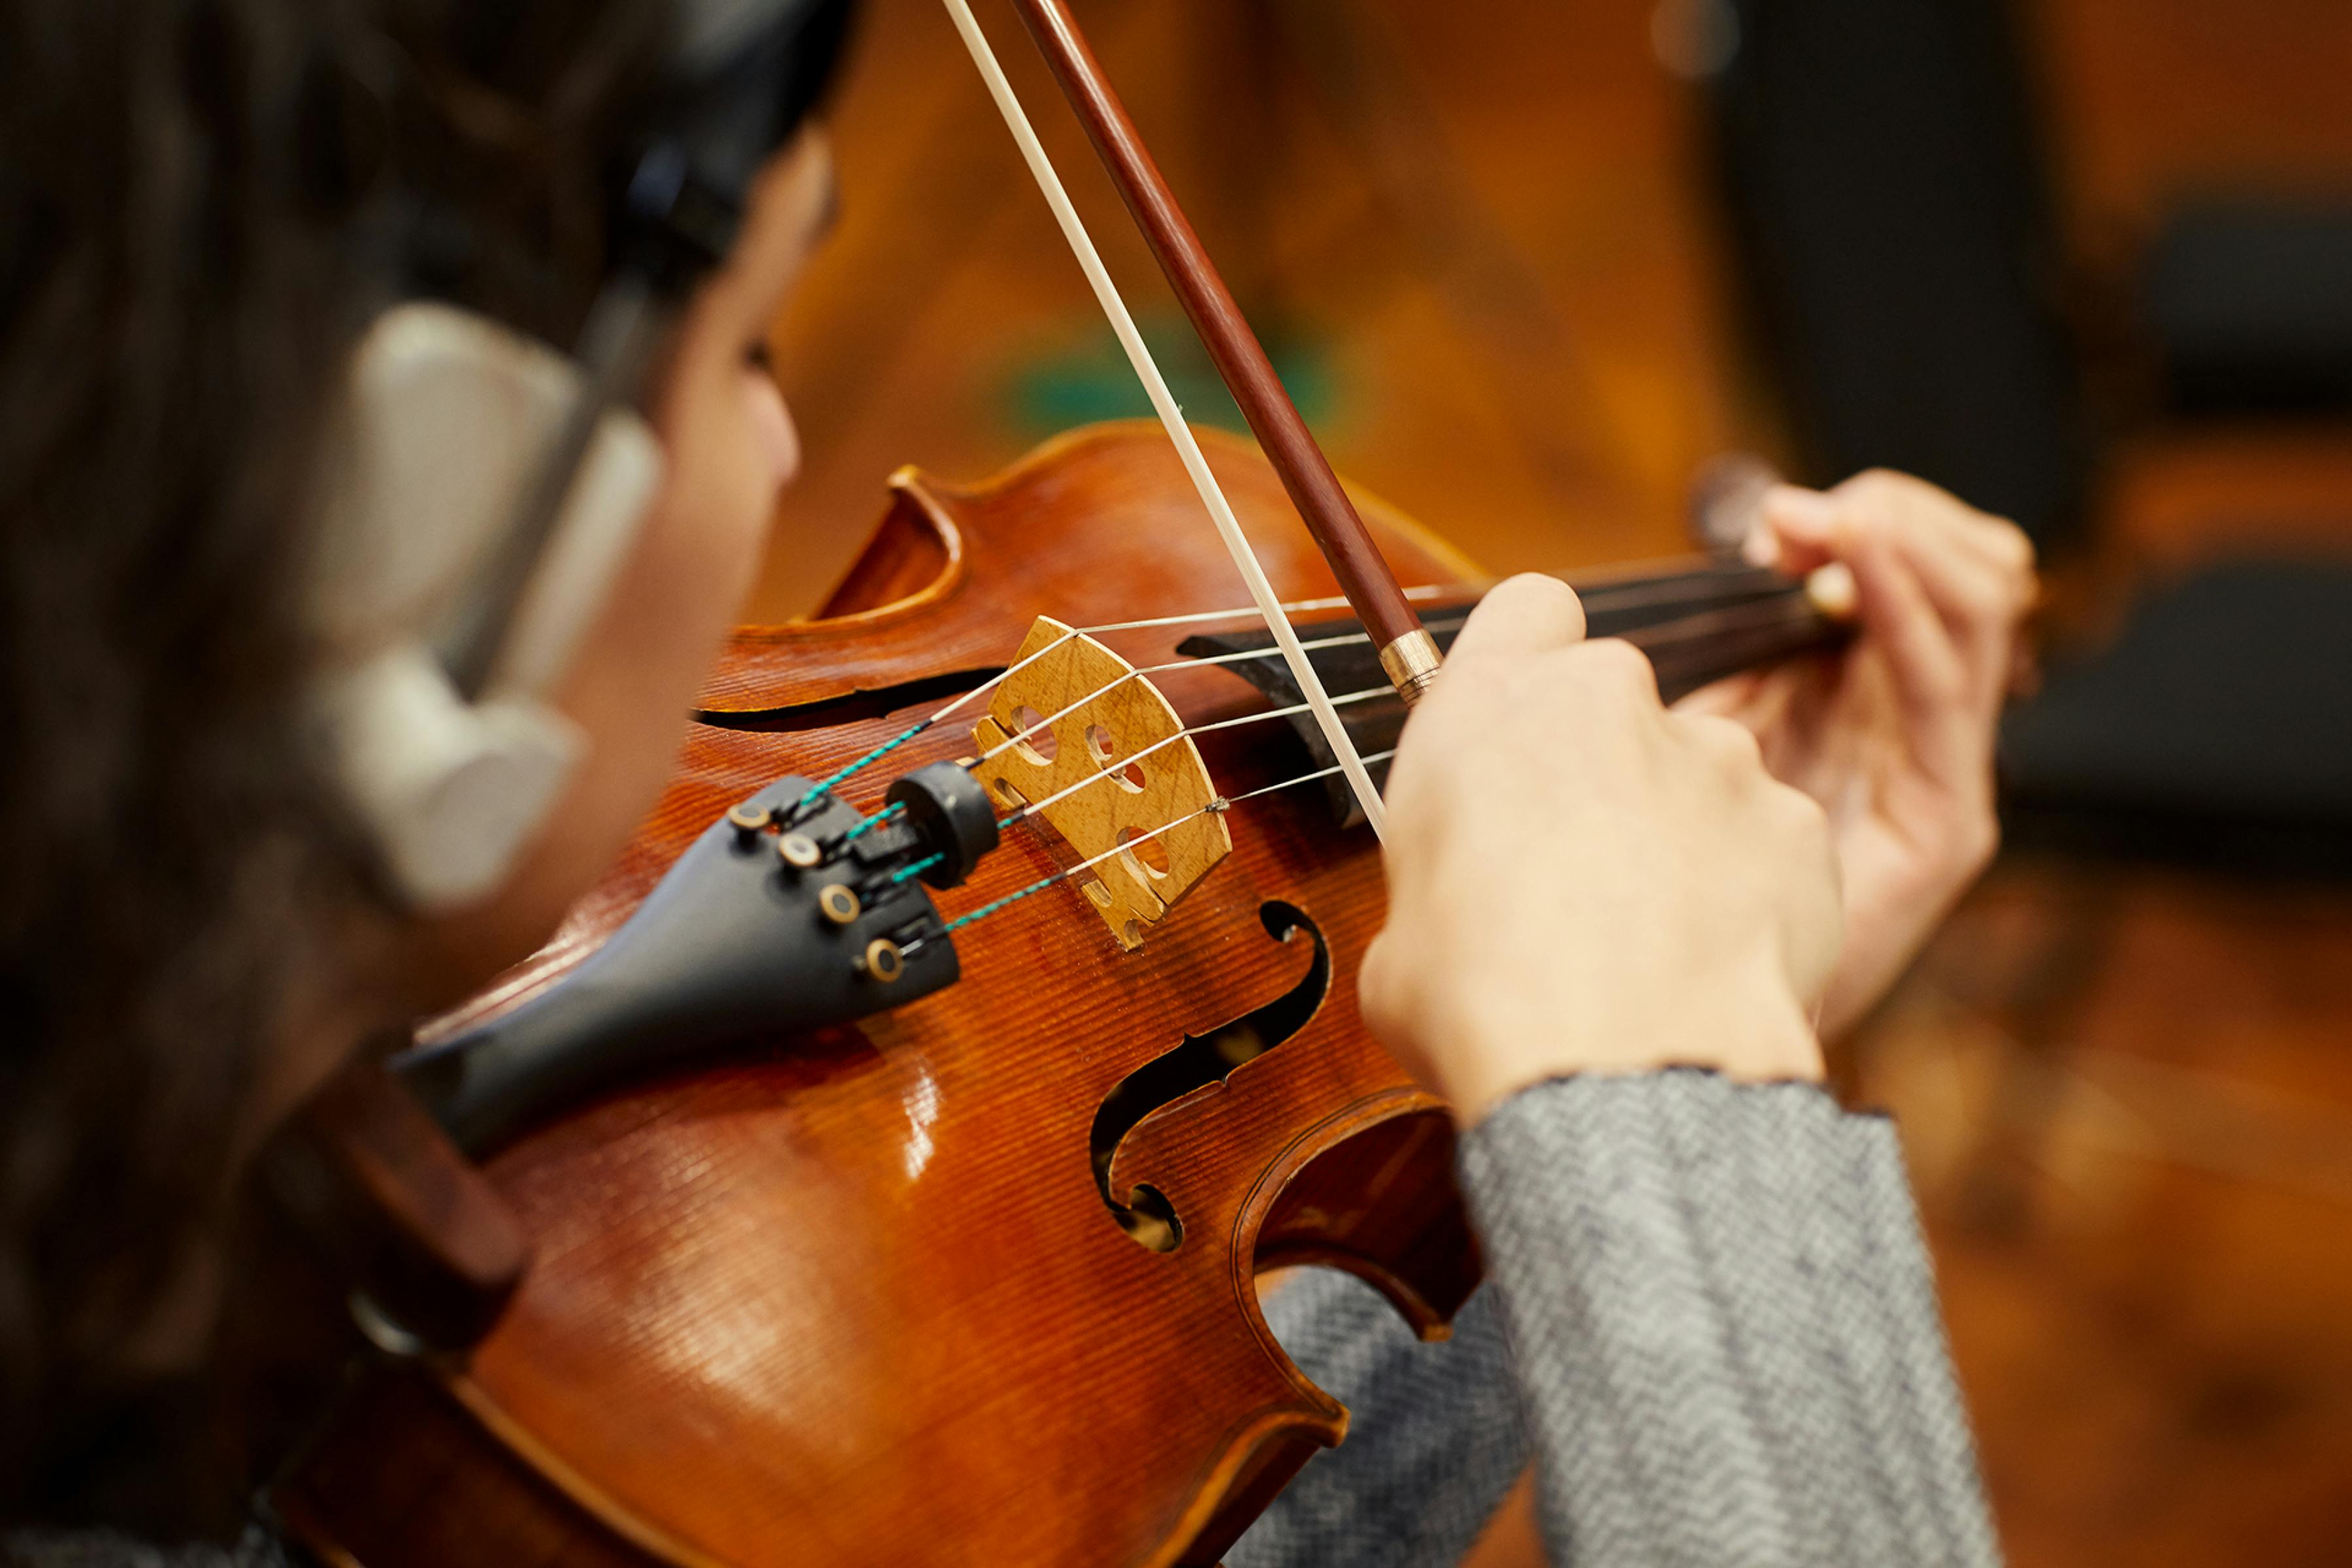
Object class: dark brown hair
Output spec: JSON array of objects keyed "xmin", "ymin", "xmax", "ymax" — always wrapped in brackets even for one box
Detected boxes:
[{"xmin": 0, "ymin": 0, "xmax": 670, "ymax": 1529}]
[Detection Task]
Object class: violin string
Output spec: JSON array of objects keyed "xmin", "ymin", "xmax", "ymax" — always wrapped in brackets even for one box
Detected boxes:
[
  {"xmin": 794, "ymin": 585, "xmax": 1467, "ymax": 809},
  {"xmin": 1542, "ymin": 550, "xmax": 1752, "ymax": 588},
  {"xmin": 1041, "ymin": 558, "xmax": 1807, "ymax": 639},
  {"xmin": 976, "ymin": 596, "xmax": 1825, "ymax": 820},
  {"xmin": 945, "ymin": 586, "xmax": 1460, "ymax": 727},
  {"xmin": 800, "ymin": 572, "xmax": 1818, "ymax": 813},
  {"xmin": 1618, "ymin": 594, "xmax": 1825, "ymax": 650},
  {"xmin": 938, "ymin": 0, "xmax": 1393, "ymax": 840},
  {"xmin": 992, "ymin": 686, "xmax": 1390, "ymax": 829},
  {"xmin": 1045, "ymin": 556, "xmax": 1801, "ymax": 632},
  {"xmin": 870, "ymin": 596, "xmax": 1827, "ymax": 942},
  {"xmin": 1029, "ymin": 560, "xmax": 1807, "ymax": 641},
  {"xmin": 1035, "ymin": 576, "xmax": 1816, "ymax": 738},
  {"xmin": 900, "ymin": 747, "xmax": 1399, "ymax": 957},
  {"xmin": 972, "ymin": 591, "xmax": 1818, "ymax": 778},
  {"xmin": 973, "ymin": 629, "xmax": 1372, "ymax": 768},
  {"xmin": 834, "ymin": 683, "xmax": 1392, "ymax": 853},
  {"xmin": 839, "ymin": 591, "xmax": 1818, "ymax": 826},
  {"xmin": 841, "ymin": 801, "xmax": 906, "ymax": 841},
  {"xmin": 1558, "ymin": 567, "xmax": 1803, "ymax": 614},
  {"xmin": 1070, "ymin": 581, "xmax": 1465, "ymax": 638}
]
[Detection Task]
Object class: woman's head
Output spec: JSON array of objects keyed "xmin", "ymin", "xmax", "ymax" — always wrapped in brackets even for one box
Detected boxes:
[
  {"xmin": 424, "ymin": 124, "xmax": 838, "ymax": 998},
  {"xmin": 0, "ymin": 0, "xmax": 843, "ymax": 1520}
]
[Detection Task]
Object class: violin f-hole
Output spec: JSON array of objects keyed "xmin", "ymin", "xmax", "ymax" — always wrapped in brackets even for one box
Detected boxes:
[{"xmin": 1089, "ymin": 902, "xmax": 1331, "ymax": 1251}]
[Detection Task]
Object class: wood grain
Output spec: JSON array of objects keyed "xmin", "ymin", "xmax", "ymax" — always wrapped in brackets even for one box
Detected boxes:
[
  {"xmin": 284, "ymin": 425, "xmax": 1477, "ymax": 1567},
  {"xmin": 972, "ymin": 615, "xmax": 1232, "ymax": 951}
]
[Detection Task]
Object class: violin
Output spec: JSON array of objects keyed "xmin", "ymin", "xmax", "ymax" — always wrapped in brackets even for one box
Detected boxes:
[
  {"xmin": 261, "ymin": 5, "xmax": 1847, "ymax": 1562},
  {"xmin": 270, "ymin": 422, "xmax": 1842, "ymax": 1567}
]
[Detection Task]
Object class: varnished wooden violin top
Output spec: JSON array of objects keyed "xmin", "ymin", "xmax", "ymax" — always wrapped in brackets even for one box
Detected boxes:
[
  {"xmin": 282, "ymin": 425, "xmax": 1490, "ymax": 1567},
  {"xmin": 276, "ymin": 423, "xmax": 1840, "ymax": 1568}
]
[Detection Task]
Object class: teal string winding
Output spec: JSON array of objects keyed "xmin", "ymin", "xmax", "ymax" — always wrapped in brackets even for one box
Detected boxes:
[
  {"xmin": 842, "ymin": 802, "xmax": 907, "ymax": 841},
  {"xmin": 890, "ymin": 853, "xmax": 945, "ymax": 885},
  {"xmin": 795, "ymin": 721, "xmax": 931, "ymax": 812},
  {"xmin": 936, "ymin": 873, "xmax": 1058, "ymax": 935}
]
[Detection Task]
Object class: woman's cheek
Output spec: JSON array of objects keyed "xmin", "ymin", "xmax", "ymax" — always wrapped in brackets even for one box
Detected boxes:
[
  {"xmin": 742, "ymin": 366, "xmax": 801, "ymax": 491},
  {"xmin": 655, "ymin": 368, "xmax": 794, "ymax": 610}
]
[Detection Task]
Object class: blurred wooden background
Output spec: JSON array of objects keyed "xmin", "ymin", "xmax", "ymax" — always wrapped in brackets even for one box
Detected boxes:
[
  {"xmin": 756, "ymin": 0, "xmax": 1748, "ymax": 615},
  {"xmin": 754, "ymin": 0, "xmax": 2352, "ymax": 1561}
]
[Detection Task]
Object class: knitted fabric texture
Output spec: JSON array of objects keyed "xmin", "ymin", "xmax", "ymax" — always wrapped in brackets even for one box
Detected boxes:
[{"xmin": 1235, "ymin": 1070, "xmax": 1999, "ymax": 1568}]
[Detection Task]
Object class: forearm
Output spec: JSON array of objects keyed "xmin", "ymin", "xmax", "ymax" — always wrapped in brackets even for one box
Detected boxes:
[{"xmin": 1462, "ymin": 1070, "xmax": 2000, "ymax": 1567}]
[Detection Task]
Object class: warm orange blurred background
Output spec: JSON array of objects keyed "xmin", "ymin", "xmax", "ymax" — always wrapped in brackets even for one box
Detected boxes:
[{"xmin": 759, "ymin": 1, "xmax": 2352, "ymax": 1561}]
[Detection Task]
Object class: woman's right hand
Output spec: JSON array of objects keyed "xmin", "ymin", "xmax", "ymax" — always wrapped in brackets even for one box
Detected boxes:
[{"xmin": 1360, "ymin": 575, "xmax": 1845, "ymax": 1128}]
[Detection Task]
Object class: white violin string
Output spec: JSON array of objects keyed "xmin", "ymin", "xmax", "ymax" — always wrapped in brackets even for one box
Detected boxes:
[
  {"xmin": 982, "ymin": 585, "xmax": 1823, "ymax": 762},
  {"xmin": 1558, "ymin": 569, "xmax": 1800, "ymax": 613},
  {"xmin": 1047, "ymin": 563, "xmax": 1801, "ymax": 645},
  {"xmin": 994, "ymin": 685, "xmax": 1391, "ymax": 826},
  {"xmin": 1535, "ymin": 550, "xmax": 1720, "ymax": 587},
  {"xmin": 1071, "ymin": 581, "xmax": 1464, "ymax": 640},
  {"xmin": 974, "ymin": 629, "xmax": 1370, "ymax": 766},
  {"xmin": 882, "ymin": 587, "xmax": 1819, "ymax": 822},
  {"xmin": 935, "ymin": 591, "xmax": 1821, "ymax": 839},
  {"xmin": 1053, "ymin": 562, "xmax": 1805, "ymax": 643},
  {"xmin": 925, "ymin": 563, "xmax": 1802, "ymax": 727},
  {"xmin": 1625, "ymin": 596, "xmax": 1825, "ymax": 649},
  {"xmin": 936, "ymin": 0, "xmax": 1390, "ymax": 840},
  {"xmin": 814, "ymin": 603, "xmax": 1393, "ymax": 802},
  {"xmin": 869, "ymin": 591, "xmax": 1827, "ymax": 920},
  {"xmin": 809, "ymin": 566, "xmax": 1812, "ymax": 809},
  {"xmin": 916, "ymin": 585, "xmax": 1462, "ymax": 730},
  {"xmin": 902, "ymin": 747, "xmax": 1400, "ymax": 955}
]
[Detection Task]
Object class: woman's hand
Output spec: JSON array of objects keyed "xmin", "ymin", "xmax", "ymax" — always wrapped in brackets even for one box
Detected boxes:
[
  {"xmin": 1678, "ymin": 471, "xmax": 2037, "ymax": 1040},
  {"xmin": 1362, "ymin": 576, "xmax": 1845, "ymax": 1128}
]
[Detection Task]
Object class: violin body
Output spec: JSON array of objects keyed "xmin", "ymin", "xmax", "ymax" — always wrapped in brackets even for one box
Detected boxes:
[{"xmin": 278, "ymin": 424, "xmax": 1492, "ymax": 1567}]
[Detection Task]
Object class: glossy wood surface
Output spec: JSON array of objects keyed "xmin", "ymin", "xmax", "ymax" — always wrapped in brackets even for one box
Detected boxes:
[{"xmin": 290, "ymin": 424, "xmax": 1484, "ymax": 1567}]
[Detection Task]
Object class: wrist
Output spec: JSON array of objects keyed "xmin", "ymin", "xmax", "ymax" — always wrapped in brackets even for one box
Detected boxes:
[{"xmin": 1435, "ymin": 966, "xmax": 1825, "ymax": 1128}]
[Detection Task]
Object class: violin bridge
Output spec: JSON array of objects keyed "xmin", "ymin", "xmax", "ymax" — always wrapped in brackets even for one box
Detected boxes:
[{"xmin": 973, "ymin": 617, "xmax": 1232, "ymax": 951}]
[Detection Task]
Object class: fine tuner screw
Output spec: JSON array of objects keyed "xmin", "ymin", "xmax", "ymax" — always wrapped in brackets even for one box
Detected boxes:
[{"xmin": 818, "ymin": 883, "xmax": 862, "ymax": 926}]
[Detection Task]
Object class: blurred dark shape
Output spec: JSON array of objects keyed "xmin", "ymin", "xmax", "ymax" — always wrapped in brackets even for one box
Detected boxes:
[
  {"xmin": 2146, "ymin": 201, "xmax": 2352, "ymax": 414},
  {"xmin": 1705, "ymin": 0, "xmax": 2087, "ymax": 551},
  {"xmin": 1703, "ymin": 0, "xmax": 2352, "ymax": 874},
  {"xmin": 2001, "ymin": 559, "xmax": 2352, "ymax": 875}
]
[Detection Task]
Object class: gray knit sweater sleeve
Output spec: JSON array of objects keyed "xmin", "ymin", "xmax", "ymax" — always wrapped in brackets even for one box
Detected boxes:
[
  {"xmin": 1, "ymin": 1523, "xmax": 299, "ymax": 1568},
  {"xmin": 1233, "ymin": 1070, "xmax": 1999, "ymax": 1568},
  {"xmin": 1230, "ymin": 1271, "xmax": 1529, "ymax": 1568}
]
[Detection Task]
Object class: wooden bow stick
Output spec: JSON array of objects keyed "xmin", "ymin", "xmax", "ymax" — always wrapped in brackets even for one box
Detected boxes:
[{"xmin": 938, "ymin": 0, "xmax": 1446, "ymax": 838}]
